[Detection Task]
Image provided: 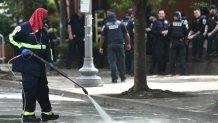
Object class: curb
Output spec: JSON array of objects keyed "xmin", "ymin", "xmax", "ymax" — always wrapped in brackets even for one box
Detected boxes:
[{"xmin": 1, "ymin": 79, "xmax": 218, "ymax": 122}]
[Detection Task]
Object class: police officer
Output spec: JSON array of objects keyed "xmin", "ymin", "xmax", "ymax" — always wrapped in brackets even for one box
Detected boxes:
[
  {"xmin": 99, "ymin": 11, "xmax": 131, "ymax": 83},
  {"xmin": 168, "ymin": 11, "xmax": 188, "ymax": 75},
  {"xmin": 188, "ymin": 8, "xmax": 207, "ymax": 61},
  {"xmin": 146, "ymin": 12, "xmax": 157, "ymax": 74},
  {"xmin": 151, "ymin": 9, "xmax": 169, "ymax": 75},
  {"xmin": 122, "ymin": 10, "xmax": 132, "ymax": 27},
  {"xmin": 126, "ymin": 11, "xmax": 134, "ymax": 75},
  {"xmin": 206, "ymin": 5, "xmax": 218, "ymax": 56},
  {"xmin": 8, "ymin": 8, "xmax": 59, "ymax": 122},
  {"xmin": 66, "ymin": 8, "xmax": 85, "ymax": 69}
]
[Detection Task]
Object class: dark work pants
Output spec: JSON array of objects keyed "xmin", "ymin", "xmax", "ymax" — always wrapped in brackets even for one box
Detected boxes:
[
  {"xmin": 153, "ymin": 40, "xmax": 169, "ymax": 74},
  {"xmin": 107, "ymin": 44, "xmax": 126, "ymax": 81},
  {"xmin": 125, "ymin": 49, "xmax": 134, "ymax": 74},
  {"xmin": 207, "ymin": 34, "xmax": 218, "ymax": 55},
  {"xmin": 66, "ymin": 37, "xmax": 84, "ymax": 68},
  {"xmin": 170, "ymin": 39, "xmax": 186, "ymax": 74},
  {"xmin": 22, "ymin": 73, "xmax": 51, "ymax": 112},
  {"xmin": 192, "ymin": 34, "xmax": 205, "ymax": 58}
]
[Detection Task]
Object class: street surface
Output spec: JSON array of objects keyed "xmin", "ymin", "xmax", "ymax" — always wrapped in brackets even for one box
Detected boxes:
[{"xmin": 0, "ymin": 86, "xmax": 214, "ymax": 123}]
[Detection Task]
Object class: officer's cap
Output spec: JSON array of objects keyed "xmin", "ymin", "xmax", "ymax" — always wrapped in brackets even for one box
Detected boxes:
[
  {"xmin": 208, "ymin": 5, "xmax": 217, "ymax": 10},
  {"xmin": 107, "ymin": 11, "xmax": 116, "ymax": 19},
  {"xmin": 173, "ymin": 11, "xmax": 181, "ymax": 18}
]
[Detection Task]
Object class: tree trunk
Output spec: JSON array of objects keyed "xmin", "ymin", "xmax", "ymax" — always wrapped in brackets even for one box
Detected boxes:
[{"xmin": 132, "ymin": 0, "xmax": 149, "ymax": 91}]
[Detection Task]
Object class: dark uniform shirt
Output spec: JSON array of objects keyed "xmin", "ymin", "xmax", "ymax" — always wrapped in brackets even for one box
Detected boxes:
[
  {"xmin": 127, "ymin": 19, "xmax": 134, "ymax": 46},
  {"xmin": 69, "ymin": 14, "xmax": 85, "ymax": 37},
  {"xmin": 207, "ymin": 13, "xmax": 218, "ymax": 33},
  {"xmin": 191, "ymin": 16, "xmax": 207, "ymax": 33},
  {"xmin": 101, "ymin": 19, "xmax": 127, "ymax": 45},
  {"xmin": 168, "ymin": 20, "xmax": 188, "ymax": 39},
  {"xmin": 151, "ymin": 19, "xmax": 169, "ymax": 41},
  {"xmin": 8, "ymin": 21, "xmax": 53, "ymax": 76}
]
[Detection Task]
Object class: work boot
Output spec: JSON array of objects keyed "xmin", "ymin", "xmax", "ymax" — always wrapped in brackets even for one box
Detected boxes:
[
  {"xmin": 41, "ymin": 112, "xmax": 59, "ymax": 122},
  {"xmin": 121, "ymin": 77, "xmax": 126, "ymax": 82},
  {"xmin": 22, "ymin": 115, "xmax": 41, "ymax": 122}
]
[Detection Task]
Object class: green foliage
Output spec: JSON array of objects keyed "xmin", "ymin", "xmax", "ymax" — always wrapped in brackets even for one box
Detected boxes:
[
  {"xmin": 168, "ymin": 0, "xmax": 176, "ymax": 6},
  {"xmin": 0, "ymin": 14, "xmax": 13, "ymax": 37},
  {"xmin": 48, "ymin": 0, "xmax": 56, "ymax": 14},
  {"xmin": 107, "ymin": 0, "xmax": 132, "ymax": 11},
  {"xmin": 190, "ymin": 2, "xmax": 210, "ymax": 15}
]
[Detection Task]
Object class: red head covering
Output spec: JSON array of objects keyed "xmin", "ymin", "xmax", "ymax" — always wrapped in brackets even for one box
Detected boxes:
[{"xmin": 29, "ymin": 8, "xmax": 48, "ymax": 33}]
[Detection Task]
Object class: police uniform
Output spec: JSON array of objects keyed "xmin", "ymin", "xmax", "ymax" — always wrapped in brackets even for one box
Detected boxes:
[
  {"xmin": 207, "ymin": 13, "xmax": 218, "ymax": 55},
  {"xmin": 126, "ymin": 19, "xmax": 134, "ymax": 75},
  {"xmin": 151, "ymin": 19, "xmax": 169, "ymax": 74},
  {"xmin": 190, "ymin": 15, "xmax": 207, "ymax": 59},
  {"xmin": 8, "ymin": 21, "xmax": 53, "ymax": 115},
  {"xmin": 168, "ymin": 19, "xmax": 188, "ymax": 75},
  {"xmin": 101, "ymin": 19, "xmax": 127, "ymax": 82}
]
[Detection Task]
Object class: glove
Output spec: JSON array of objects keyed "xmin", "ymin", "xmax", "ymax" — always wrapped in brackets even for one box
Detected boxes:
[
  {"xmin": 49, "ymin": 62, "xmax": 54, "ymax": 71},
  {"xmin": 21, "ymin": 49, "xmax": 30, "ymax": 56}
]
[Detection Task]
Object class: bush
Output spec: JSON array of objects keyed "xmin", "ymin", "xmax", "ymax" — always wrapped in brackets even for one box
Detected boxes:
[
  {"xmin": 190, "ymin": 2, "xmax": 210, "ymax": 15},
  {"xmin": 0, "ymin": 14, "xmax": 13, "ymax": 37}
]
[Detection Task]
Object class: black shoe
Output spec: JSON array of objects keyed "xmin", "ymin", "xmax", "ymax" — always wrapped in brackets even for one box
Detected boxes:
[
  {"xmin": 22, "ymin": 115, "xmax": 41, "ymax": 122},
  {"xmin": 112, "ymin": 79, "xmax": 117, "ymax": 83},
  {"xmin": 209, "ymin": 52, "xmax": 218, "ymax": 57},
  {"xmin": 41, "ymin": 112, "xmax": 59, "ymax": 122},
  {"xmin": 121, "ymin": 77, "xmax": 126, "ymax": 82}
]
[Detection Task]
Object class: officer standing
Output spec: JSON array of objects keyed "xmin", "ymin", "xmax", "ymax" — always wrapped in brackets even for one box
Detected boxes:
[
  {"xmin": 66, "ymin": 8, "xmax": 85, "ymax": 69},
  {"xmin": 151, "ymin": 9, "xmax": 169, "ymax": 75},
  {"xmin": 146, "ymin": 12, "xmax": 157, "ymax": 74},
  {"xmin": 168, "ymin": 11, "xmax": 188, "ymax": 75},
  {"xmin": 206, "ymin": 5, "xmax": 218, "ymax": 56},
  {"xmin": 126, "ymin": 11, "xmax": 134, "ymax": 75},
  {"xmin": 188, "ymin": 8, "xmax": 207, "ymax": 61},
  {"xmin": 99, "ymin": 11, "xmax": 131, "ymax": 83},
  {"xmin": 8, "ymin": 8, "xmax": 59, "ymax": 122}
]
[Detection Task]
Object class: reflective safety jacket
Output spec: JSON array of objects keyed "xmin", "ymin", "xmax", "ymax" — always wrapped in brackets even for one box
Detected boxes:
[{"xmin": 8, "ymin": 21, "xmax": 53, "ymax": 76}]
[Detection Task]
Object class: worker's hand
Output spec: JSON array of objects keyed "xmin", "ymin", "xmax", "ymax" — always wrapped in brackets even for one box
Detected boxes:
[
  {"xmin": 68, "ymin": 34, "xmax": 74, "ymax": 40},
  {"xmin": 49, "ymin": 62, "xmax": 54, "ymax": 71},
  {"xmin": 188, "ymin": 35, "xmax": 193, "ymax": 40},
  {"xmin": 99, "ymin": 48, "xmax": 103, "ymax": 54},
  {"xmin": 208, "ymin": 32, "xmax": 212, "ymax": 37},
  {"xmin": 126, "ymin": 44, "xmax": 131, "ymax": 51},
  {"xmin": 161, "ymin": 30, "xmax": 168, "ymax": 35},
  {"xmin": 145, "ymin": 28, "xmax": 151, "ymax": 32},
  {"xmin": 21, "ymin": 49, "xmax": 30, "ymax": 56}
]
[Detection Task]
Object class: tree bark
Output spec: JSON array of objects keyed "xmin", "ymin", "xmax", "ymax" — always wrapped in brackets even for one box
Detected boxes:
[{"xmin": 132, "ymin": 0, "xmax": 149, "ymax": 91}]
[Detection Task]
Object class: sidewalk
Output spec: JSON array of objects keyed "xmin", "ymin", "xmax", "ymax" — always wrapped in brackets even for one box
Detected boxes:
[{"xmin": 1, "ymin": 68, "xmax": 218, "ymax": 122}]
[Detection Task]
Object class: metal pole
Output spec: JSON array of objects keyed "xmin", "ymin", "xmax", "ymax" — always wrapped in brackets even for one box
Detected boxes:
[{"xmin": 76, "ymin": 0, "xmax": 102, "ymax": 87}]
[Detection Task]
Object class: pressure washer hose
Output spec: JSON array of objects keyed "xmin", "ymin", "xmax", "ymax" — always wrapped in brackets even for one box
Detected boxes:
[{"xmin": 8, "ymin": 54, "xmax": 25, "ymax": 123}]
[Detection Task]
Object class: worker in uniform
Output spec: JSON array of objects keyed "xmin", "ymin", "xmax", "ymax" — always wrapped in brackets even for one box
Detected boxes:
[
  {"xmin": 151, "ymin": 9, "xmax": 169, "ymax": 75},
  {"xmin": 99, "ymin": 11, "xmax": 131, "ymax": 83},
  {"xmin": 8, "ymin": 8, "xmax": 59, "ymax": 122},
  {"xmin": 168, "ymin": 11, "xmax": 188, "ymax": 75},
  {"xmin": 206, "ymin": 5, "xmax": 218, "ymax": 57},
  {"xmin": 188, "ymin": 8, "xmax": 207, "ymax": 61}
]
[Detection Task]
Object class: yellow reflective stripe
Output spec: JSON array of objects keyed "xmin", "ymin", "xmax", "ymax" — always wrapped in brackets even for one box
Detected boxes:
[
  {"xmin": 23, "ymin": 111, "xmax": 35, "ymax": 116},
  {"xmin": 42, "ymin": 112, "xmax": 53, "ymax": 115},
  {"xmin": 9, "ymin": 29, "xmax": 47, "ymax": 49}
]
